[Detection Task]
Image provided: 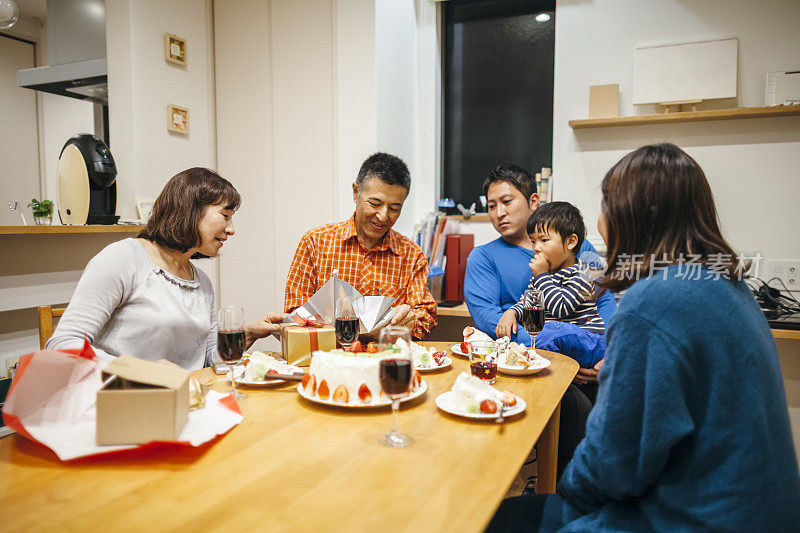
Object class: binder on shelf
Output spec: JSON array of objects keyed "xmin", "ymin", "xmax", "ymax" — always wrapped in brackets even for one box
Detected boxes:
[{"xmin": 444, "ymin": 234, "xmax": 474, "ymax": 301}]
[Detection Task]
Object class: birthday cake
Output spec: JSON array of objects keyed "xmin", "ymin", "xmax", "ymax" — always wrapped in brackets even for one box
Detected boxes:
[{"xmin": 301, "ymin": 349, "xmax": 422, "ymax": 405}]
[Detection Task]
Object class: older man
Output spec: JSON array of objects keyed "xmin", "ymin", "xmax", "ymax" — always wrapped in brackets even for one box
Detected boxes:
[{"xmin": 285, "ymin": 153, "xmax": 437, "ymax": 340}]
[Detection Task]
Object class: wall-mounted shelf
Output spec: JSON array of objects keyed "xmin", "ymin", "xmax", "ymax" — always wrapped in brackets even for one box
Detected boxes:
[
  {"xmin": 0, "ymin": 225, "xmax": 144, "ymax": 235},
  {"xmin": 445, "ymin": 214, "xmax": 490, "ymax": 222},
  {"xmin": 569, "ymin": 104, "xmax": 800, "ymax": 129}
]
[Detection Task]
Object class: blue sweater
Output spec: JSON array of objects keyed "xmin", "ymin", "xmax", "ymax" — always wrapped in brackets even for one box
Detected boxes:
[
  {"xmin": 464, "ymin": 237, "xmax": 616, "ymax": 344},
  {"xmin": 541, "ymin": 266, "xmax": 800, "ymax": 532}
]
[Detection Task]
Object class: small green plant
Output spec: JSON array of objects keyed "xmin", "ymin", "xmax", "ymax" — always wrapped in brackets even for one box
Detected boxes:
[{"xmin": 28, "ymin": 198, "xmax": 54, "ymax": 217}]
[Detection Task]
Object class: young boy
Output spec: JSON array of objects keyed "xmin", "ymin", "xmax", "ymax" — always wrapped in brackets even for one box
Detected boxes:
[{"xmin": 495, "ymin": 202, "xmax": 606, "ymax": 369}]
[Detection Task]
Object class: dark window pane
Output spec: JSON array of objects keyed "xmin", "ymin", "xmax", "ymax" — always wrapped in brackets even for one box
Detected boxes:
[{"xmin": 443, "ymin": 0, "xmax": 555, "ymax": 207}]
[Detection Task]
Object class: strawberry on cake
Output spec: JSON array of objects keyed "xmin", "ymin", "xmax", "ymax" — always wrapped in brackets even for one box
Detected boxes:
[{"xmin": 300, "ymin": 348, "xmax": 423, "ymax": 406}]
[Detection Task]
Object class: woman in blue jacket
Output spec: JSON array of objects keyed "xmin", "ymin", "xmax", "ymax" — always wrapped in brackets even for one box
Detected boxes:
[{"xmin": 488, "ymin": 143, "xmax": 800, "ymax": 531}]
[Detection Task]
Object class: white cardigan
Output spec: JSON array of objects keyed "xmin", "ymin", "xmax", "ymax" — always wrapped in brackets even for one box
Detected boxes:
[{"xmin": 46, "ymin": 238, "xmax": 217, "ymax": 370}]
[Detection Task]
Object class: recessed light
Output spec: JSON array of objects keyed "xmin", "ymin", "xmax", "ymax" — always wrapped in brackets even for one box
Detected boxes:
[{"xmin": 535, "ymin": 13, "xmax": 551, "ymax": 22}]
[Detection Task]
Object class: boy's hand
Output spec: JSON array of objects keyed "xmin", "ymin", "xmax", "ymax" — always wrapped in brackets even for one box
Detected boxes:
[
  {"xmin": 495, "ymin": 309, "xmax": 518, "ymax": 338},
  {"xmin": 529, "ymin": 255, "xmax": 549, "ymax": 277}
]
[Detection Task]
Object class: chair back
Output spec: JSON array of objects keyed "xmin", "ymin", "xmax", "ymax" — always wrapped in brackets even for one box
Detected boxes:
[{"xmin": 38, "ymin": 305, "xmax": 67, "ymax": 349}]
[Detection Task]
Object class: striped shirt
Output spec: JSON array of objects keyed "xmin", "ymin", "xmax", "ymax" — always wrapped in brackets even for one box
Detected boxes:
[
  {"xmin": 511, "ymin": 259, "xmax": 605, "ymax": 335},
  {"xmin": 284, "ymin": 215, "xmax": 437, "ymax": 340}
]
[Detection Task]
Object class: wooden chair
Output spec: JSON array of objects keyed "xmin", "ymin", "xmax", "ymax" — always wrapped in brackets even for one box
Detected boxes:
[{"xmin": 38, "ymin": 305, "xmax": 67, "ymax": 349}]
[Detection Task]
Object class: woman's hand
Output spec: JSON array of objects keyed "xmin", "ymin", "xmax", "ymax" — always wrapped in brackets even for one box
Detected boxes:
[
  {"xmin": 390, "ymin": 304, "xmax": 416, "ymax": 331},
  {"xmin": 245, "ymin": 312, "xmax": 288, "ymax": 348},
  {"xmin": 495, "ymin": 309, "xmax": 518, "ymax": 339}
]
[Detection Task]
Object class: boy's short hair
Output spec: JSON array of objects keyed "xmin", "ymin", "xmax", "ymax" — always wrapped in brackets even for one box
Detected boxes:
[
  {"xmin": 482, "ymin": 163, "xmax": 537, "ymax": 200},
  {"xmin": 527, "ymin": 201, "xmax": 586, "ymax": 254}
]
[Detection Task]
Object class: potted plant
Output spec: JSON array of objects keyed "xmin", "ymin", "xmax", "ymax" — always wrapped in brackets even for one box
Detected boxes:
[{"xmin": 28, "ymin": 198, "xmax": 54, "ymax": 225}]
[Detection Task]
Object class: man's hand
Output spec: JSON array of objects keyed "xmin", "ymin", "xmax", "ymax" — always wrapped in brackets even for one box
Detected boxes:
[
  {"xmin": 245, "ymin": 312, "xmax": 288, "ymax": 348},
  {"xmin": 593, "ymin": 358, "xmax": 604, "ymax": 372},
  {"xmin": 573, "ymin": 366, "xmax": 599, "ymax": 385},
  {"xmin": 495, "ymin": 309, "xmax": 518, "ymax": 339},
  {"xmin": 529, "ymin": 255, "xmax": 549, "ymax": 277},
  {"xmin": 390, "ymin": 304, "xmax": 416, "ymax": 331}
]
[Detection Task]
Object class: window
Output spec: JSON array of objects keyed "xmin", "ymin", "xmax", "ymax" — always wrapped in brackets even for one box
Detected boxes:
[{"xmin": 442, "ymin": 0, "xmax": 556, "ymax": 207}]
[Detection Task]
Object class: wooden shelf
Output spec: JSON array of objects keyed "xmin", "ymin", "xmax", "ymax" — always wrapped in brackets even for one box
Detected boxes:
[
  {"xmin": 438, "ymin": 302, "xmax": 471, "ymax": 318},
  {"xmin": 772, "ymin": 329, "xmax": 800, "ymax": 341},
  {"xmin": 0, "ymin": 225, "xmax": 144, "ymax": 235},
  {"xmin": 445, "ymin": 214, "xmax": 490, "ymax": 222},
  {"xmin": 569, "ymin": 104, "xmax": 800, "ymax": 129}
]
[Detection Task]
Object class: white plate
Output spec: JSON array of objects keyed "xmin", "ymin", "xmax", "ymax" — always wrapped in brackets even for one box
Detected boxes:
[
  {"xmin": 234, "ymin": 364, "xmax": 304, "ymax": 387},
  {"xmin": 450, "ymin": 344, "xmax": 469, "ymax": 357},
  {"xmin": 435, "ymin": 391, "xmax": 526, "ymax": 419},
  {"xmin": 497, "ymin": 356, "xmax": 551, "ymax": 376},
  {"xmin": 297, "ymin": 380, "xmax": 428, "ymax": 409},
  {"xmin": 416, "ymin": 356, "xmax": 452, "ymax": 372}
]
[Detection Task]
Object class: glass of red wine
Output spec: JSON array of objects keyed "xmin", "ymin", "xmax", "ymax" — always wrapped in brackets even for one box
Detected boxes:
[
  {"xmin": 377, "ymin": 325, "xmax": 414, "ymax": 448},
  {"xmin": 521, "ymin": 289, "xmax": 545, "ymax": 349},
  {"xmin": 217, "ymin": 305, "xmax": 247, "ymax": 401},
  {"xmin": 335, "ymin": 296, "xmax": 359, "ymax": 351}
]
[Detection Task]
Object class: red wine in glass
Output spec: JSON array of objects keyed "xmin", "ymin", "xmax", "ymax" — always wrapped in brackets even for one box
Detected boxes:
[
  {"xmin": 335, "ymin": 317, "xmax": 359, "ymax": 346},
  {"xmin": 217, "ymin": 329, "xmax": 246, "ymax": 362},
  {"xmin": 470, "ymin": 360, "xmax": 498, "ymax": 383},
  {"xmin": 521, "ymin": 307, "xmax": 545, "ymax": 336},
  {"xmin": 379, "ymin": 358, "xmax": 413, "ymax": 395}
]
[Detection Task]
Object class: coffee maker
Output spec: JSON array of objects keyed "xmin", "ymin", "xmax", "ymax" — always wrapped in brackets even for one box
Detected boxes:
[{"xmin": 57, "ymin": 134, "xmax": 118, "ymax": 225}]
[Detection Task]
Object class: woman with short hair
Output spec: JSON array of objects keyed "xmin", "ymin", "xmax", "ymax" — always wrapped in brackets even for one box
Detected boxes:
[
  {"xmin": 47, "ymin": 167, "xmax": 284, "ymax": 370},
  {"xmin": 488, "ymin": 143, "xmax": 800, "ymax": 531}
]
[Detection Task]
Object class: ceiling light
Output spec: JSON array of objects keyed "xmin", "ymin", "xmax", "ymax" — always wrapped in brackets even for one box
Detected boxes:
[
  {"xmin": 535, "ymin": 13, "xmax": 551, "ymax": 23},
  {"xmin": 0, "ymin": 0, "xmax": 18, "ymax": 29}
]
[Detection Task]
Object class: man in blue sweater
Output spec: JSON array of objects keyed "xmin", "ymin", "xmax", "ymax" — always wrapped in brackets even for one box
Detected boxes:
[{"xmin": 464, "ymin": 164, "xmax": 616, "ymax": 367}]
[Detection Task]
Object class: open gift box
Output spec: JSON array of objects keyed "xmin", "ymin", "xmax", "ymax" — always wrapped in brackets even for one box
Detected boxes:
[
  {"xmin": 97, "ymin": 355, "xmax": 190, "ymax": 445},
  {"xmin": 3, "ymin": 343, "xmax": 243, "ymax": 461}
]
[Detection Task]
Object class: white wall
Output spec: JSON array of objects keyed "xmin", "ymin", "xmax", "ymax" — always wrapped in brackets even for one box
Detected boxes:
[
  {"xmin": 214, "ymin": 0, "xmax": 378, "ymax": 351},
  {"xmin": 107, "ymin": 0, "xmax": 217, "ymax": 221},
  {"xmin": 375, "ymin": 0, "xmax": 440, "ymax": 238},
  {"xmin": 553, "ymin": 0, "xmax": 800, "ymax": 268}
]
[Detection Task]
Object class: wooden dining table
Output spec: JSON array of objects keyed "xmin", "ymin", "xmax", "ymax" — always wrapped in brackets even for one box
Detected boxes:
[{"xmin": 0, "ymin": 342, "xmax": 578, "ymax": 532}]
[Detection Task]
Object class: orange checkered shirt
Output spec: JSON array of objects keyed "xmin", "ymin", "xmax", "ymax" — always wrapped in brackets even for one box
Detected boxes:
[{"xmin": 285, "ymin": 216, "xmax": 438, "ymax": 340}]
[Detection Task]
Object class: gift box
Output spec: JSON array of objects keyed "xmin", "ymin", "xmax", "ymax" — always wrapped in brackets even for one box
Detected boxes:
[
  {"xmin": 281, "ymin": 325, "xmax": 336, "ymax": 366},
  {"xmin": 97, "ymin": 355, "xmax": 190, "ymax": 445}
]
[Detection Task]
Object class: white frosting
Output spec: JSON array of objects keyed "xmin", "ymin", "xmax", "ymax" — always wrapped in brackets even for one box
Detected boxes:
[
  {"xmin": 306, "ymin": 350, "xmax": 386, "ymax": 405},
  {"xmin": 244, "ymin": 351, "xmax": 297, "ymax": 381},
  {"xmin": 451, "ymin": 372, "xmax": 503, "ymax": 413}
]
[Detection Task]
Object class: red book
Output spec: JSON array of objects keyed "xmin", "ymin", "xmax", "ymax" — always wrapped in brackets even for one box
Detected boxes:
[
  {"xmin": 457, "ymin": 234, "xmax": 474, "ymax": 300},
  {"xmin": 444, "ymin": 235, "xmax": 460, "ymax": 301}
]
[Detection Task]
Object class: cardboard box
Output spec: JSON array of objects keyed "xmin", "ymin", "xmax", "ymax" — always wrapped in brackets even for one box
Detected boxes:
[
  {"xmin": 97, "ymin": 355, "xmax": 190, "ymax": 445},
  {"xmin": 589, "ymin": 84, "xmax": 620, "ymax": 119},
  {"xmin": 281, "ymin": 325, "xmax": 336, "ymax": 366}
]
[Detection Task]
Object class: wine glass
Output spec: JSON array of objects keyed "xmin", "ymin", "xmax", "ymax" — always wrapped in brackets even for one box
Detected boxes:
[
  {"xmin": 377, "ymin": 325, "xmax": 414, "ymax": 448},
  {"xmin": 468, "ymin": 340, "xmax": 498, "ymax": 384},
  {"xmin": 521, "ymin": 289, "xmax": 545, "ymax": 349},
  {"xmin": 335, "ymin": 296, "xmax": 359, "ymax": 351},
  {"xmin": 217, "ymin": 305, "xmax": 246, "ymax": 401}
]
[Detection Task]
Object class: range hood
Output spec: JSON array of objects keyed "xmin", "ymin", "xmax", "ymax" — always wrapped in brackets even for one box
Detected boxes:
[
  {"xmin": 17, "ymin": 0, "xmax": 107, "ymax": 104},
  {"xmin": 18, "ymin": 58, "xmax": 107, "ymax": 104}
]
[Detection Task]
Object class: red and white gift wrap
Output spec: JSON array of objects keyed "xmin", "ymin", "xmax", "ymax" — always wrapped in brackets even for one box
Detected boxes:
[{"xmin": 3, "ymin": 340, "xmax": 243, "ymax": 461}]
